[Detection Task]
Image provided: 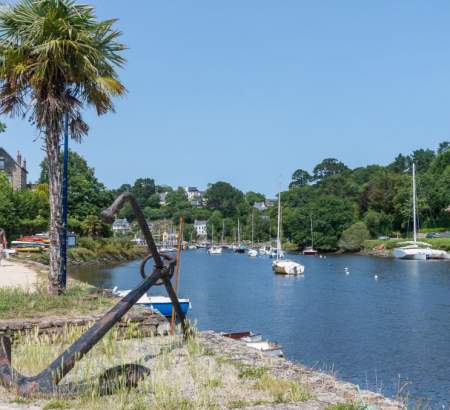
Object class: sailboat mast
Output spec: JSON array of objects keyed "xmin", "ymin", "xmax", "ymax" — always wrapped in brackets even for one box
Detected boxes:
[
  {"xmin": 310, "ymin": 214, "xmax": 314, "ymax": 249},
  {"xmin": 221, "ymin": 220, "xmax": 225, "ymax": 244},
  {"xmin": 276, "ymin": 192, "xmax": 281, "ymax": 259},
  {"xmin": 238, "ymin": 218, "xmax": 241, "ymax": 243},
  {"xmin": 412, "ymin": 163, "xmax": 417, "ymax": 243},
  {"xmin": 212, "ymin": 224, "xmax": 214, "ymax": 245},
  {"xmin": 251, "ymin": 212, "xmax": 254, "ymax": 245}
]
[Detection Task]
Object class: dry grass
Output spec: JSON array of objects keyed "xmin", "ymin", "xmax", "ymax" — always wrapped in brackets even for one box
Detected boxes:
[{"xmin": 3, "ymin": 325, "xmax": 313, "ymax": 410}]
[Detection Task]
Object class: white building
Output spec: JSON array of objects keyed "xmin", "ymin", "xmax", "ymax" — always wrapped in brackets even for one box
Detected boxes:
[
  {"xmin": 253, "ymin": 201, "xmax": 267, "ymax": 211},
  {"xmin": 159, "ymin": 192, "xmax": 167, "ymax": 206},
  {"xmin": 184, "ymin": 187, "xmax": 205, "ymax": 207},
  {"xmin": 112, "ymin": 218, "xmax": 130, "ymax": 236},
  {"xmin": 194, "ymin": 220, "xmax": 208, "ymax": 239}
]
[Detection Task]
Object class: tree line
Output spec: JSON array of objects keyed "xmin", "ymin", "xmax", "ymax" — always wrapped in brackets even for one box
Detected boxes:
[{"xmin": 0, "ymin": 142, "xmax": 448, "ymax": 252}]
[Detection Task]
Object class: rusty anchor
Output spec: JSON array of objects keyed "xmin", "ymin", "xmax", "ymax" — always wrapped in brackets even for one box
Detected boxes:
[{"xmin": 0, "ymin": 192, "xmax": 187, "ymax": 396}]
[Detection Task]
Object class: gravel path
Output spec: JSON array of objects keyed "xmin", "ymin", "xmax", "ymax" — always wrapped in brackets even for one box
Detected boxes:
[{"xmin": 0, "ymin": 259, "xmax": 37, "ymax": 290}]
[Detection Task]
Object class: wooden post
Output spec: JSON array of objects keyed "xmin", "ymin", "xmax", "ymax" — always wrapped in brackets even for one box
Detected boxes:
[{"xmin": 170, "ymin": 217, "xmax": 184, "ymax": 335}]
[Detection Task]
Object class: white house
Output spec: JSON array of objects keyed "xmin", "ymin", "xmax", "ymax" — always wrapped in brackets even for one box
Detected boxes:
[
  {"xmin": 194, "ymin": 220, "xmax": 208, "ymax": 239},
  {"xmin": 184, "ymin": 187, "xmax": 205, "ymax": 207},
  {"xmin": 159, "ymin": 192, "xmax": 167, "ymax": 206},
  {"xmin": 112, "ymin": 218, "xmax": 130, "ymax": 236},
  {"xmin": 253, "ymin": 201, "xmax": 267, "ymax": 211}
]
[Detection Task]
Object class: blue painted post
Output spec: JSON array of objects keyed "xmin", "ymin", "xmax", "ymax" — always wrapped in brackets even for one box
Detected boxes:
[{"xmin": 60, "ymin": 112, "xmax": 69, "ymax": 289}]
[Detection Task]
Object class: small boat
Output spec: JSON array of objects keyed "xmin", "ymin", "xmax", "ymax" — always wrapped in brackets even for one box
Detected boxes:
[
  {"xmin": 248, "ymin": 249, "xmax": 258, "ymax": 257},
  {"xmin": 158, "ymin": 246, "xmax": 177, "ymax": 253},
  {"xmin": 223, "ymin": 331, "xmax": 283, "ymax": 357},
  {"xmin": 188, "ymin": 244, "xmax": 197, "ymax": 250},
  {"xmin": 272, "ymin": 259, "xmax": 305, "ymax": 275},
  {"xmin": 234, "ymin": 245, "xmax": 246, "ymax": 254},
  {"xmin": 208, "ymin": 245, "xmax": 223, "ymax": 255},
  {"xmin": 245, "ymin": 341, "xmax": 284, "ymax": 357},
  {"xmin": 113, "ymin": 288, "xmax": 191, "ymax": 317}
]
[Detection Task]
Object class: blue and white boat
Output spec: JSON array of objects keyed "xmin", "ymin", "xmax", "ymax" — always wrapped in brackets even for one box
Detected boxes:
[{"xmin": 113, "ymin": 288, "xmax": 191, "ymax": 317}]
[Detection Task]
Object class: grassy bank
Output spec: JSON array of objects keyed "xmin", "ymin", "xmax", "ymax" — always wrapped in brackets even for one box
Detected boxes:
[
  {"xmin": 363, "ymin": 237, "xmax": 450, "ymax": 252},
  {"xmin": 13, "ymin": 237, "xmax": 146, "ymax": 266},
  {"xmin": 3, "ymin": 327, "xmax": 313, "ymax": 410},
  {"xmin": 0, "ymin": 283, "xmax": 115, "ymax": 320}
]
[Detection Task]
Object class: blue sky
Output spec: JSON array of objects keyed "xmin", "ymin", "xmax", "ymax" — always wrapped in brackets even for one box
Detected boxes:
[{"xmin": 1, "ymin": 1, "xmax": 450, "ymax": 196}]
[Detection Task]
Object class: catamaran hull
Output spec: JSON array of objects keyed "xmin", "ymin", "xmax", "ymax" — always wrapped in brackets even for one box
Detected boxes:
[{"xmin": 393, "ymin": 248, "xmax": 428, "ymax": 260}]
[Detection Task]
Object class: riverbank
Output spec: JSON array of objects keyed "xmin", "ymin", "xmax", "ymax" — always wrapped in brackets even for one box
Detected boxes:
[
  {"xmin": 12, "ymin": 237, "xmax": 147, "ymax": 267},
  {"xmin": 0, "ymin": 329, "xmax": 404, "ymax": 410},
  {"xmin": 361, "ymin": 237, "xmax": 450, "ymax": 257}
]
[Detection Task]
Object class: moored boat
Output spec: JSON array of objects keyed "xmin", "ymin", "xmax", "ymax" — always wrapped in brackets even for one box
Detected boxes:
[
  {"xmin": 113, "ymin": 288, "xmax": 191, "ymax": 317},
  {"xmin": 272, "ymin": 259, "xmax": 305, "ymax": 275},
  {"xmin": 248, "ymin": 249, "xmax": 258, "ymax": 257},
  {"xmin": 208, "ymin": 245, "xmax": 223, "ymax": 255}
]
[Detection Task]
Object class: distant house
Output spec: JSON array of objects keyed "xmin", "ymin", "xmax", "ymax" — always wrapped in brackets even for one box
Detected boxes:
[
  {"xmin": 0, "ymin": 148, "xmax": 27, "ymax": 190},
  {"xmin": 194, "ymin": 220, "xmax": 207, "ymax": 239},
  {"xmin": 265, "ymin": 199, "xmax": 277, "ymax": 208},
  {"xmin": 253, "ymin": 201, "xmax": 267, "ymax": 211},
  {"xmin": 112, "ymin": 218, "xmax": 130, "ymax": 236},
  {"xmin": 445, "ymin": 205, "xmax": 450, "ymax": 213},
  {"xmin": 184, "ymin": 186, "xmax": 205, "ymax": 207},
  {"xmin": 159, "ymin": 192, "xmax": 168, "ymax": 206}
]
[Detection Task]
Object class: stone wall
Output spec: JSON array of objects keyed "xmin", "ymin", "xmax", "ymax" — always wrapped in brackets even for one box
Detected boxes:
[{"xmin": 0, "ymin": 306, "xmax": 169, "ymax": 341}]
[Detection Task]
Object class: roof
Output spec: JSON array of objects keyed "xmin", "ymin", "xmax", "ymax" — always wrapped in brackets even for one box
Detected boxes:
[{"xmin": 194, "ymin": 220, "xmax": 207, "ymax": 225}]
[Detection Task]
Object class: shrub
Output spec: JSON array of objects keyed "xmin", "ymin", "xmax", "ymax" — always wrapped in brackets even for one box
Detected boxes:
[{"xmin": 338, "ymin": 222, "xmax": 370, "ymax": 252}]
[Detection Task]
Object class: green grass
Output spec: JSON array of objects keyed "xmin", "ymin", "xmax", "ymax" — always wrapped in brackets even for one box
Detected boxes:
[
  {"xmin": 325, "ymin": 404, "xmax": 365, "ymax": 410},
  {"xmin": 0, "ymin": 283, "xmax": 114, "ymax": 319}
]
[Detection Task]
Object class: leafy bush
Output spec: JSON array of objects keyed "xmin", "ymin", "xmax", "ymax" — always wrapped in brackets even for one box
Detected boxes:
[{"xmin": 338, "ymin": 222, "xmax": 370, "ymax": 252}]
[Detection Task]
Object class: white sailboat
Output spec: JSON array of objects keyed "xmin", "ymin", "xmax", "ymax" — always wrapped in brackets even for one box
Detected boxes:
[
  {"xmin": 208, "ymin": 224, "xmax": 222, "ymax": 255},
  {"xmin": 272, "ymin": 191, "xmax": 305, "ymax": 275},
  {"xmin": 303, "ymin": 214, "xmax": 318, "ymax": 256},
  {"xmin": 393, "ymin": 163, "xmax": 444, "ymax": 260}
]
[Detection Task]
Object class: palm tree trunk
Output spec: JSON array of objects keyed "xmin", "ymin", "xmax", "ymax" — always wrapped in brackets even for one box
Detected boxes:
[{"xmin": 46, "ymin": 131, "xmax": 63, "ymax": 294}]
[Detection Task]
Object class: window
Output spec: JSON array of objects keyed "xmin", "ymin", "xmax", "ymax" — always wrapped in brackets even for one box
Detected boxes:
[{"xmin": 0, "ymin": 158, "xmax": 4, "ymax": 170}]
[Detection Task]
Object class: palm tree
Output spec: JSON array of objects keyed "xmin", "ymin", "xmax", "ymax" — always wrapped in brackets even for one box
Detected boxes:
[{"xmin": 0, "ymin": 0, "xmax": 126, "ymax": 293}]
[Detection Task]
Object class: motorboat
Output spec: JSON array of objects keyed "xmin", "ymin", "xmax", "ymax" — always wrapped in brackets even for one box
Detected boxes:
[
  {"xmin": 113, "ymin": 288, "xmax": 191, "ymax": 317},
  {"xmin": 248, "ymin": 249, "xmax": 258, "ymax": 257}
]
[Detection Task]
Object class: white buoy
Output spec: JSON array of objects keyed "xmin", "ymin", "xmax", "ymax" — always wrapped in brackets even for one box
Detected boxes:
[
  {"xmin": 346, "ymin": 271, "xmax": 350, "ymax": 275},
  {"xmin": 374, "ymin": 275, "xmax": 378, "ymax": 280}
]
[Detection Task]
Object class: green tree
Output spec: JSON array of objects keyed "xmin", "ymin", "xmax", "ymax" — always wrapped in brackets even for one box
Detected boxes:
[
  {"xmin": 289, "ymin": 169, "xmax": 311, "ymax": 188},
  {"xmin": 0, "ymin": 0, "xmax": 126, "ymax": 293},
  {"xmin": 312, "ymin": 158, "xmax": 349, "ymax": 181},
  {"xmin": 338, "ymin": 222, "xmax": 370, "ymax": 252},
  {"xmin": 244, "ymin": 191, "xmax": 265, "ymax": 206},
  {"xmin": 205, "ymin": 181, "xmax": 244, "ymax": 217}
]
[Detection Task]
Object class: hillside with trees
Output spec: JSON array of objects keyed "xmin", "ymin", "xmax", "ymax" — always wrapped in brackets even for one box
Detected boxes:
[{"xmin": 0, "ymin": 142, "xmax": 448, "ymax": 252}]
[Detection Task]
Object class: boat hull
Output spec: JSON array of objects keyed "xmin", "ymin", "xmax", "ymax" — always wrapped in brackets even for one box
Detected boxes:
[
  {"xmin": 140, "ymin": 301, "xmax": 190, "ymax": 317},
  {"xmin": 393, "ymin": 247, "xmax": 429, "ymax": 260},
  {"xmin": 272, "ymin": 260, "xmax": 305, "ymax": 275}
]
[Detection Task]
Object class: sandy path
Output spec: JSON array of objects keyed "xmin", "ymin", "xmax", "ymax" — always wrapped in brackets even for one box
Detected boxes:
[{"xmin": 0, "ymin": 258, "xmax": 38, "ymax": 290}]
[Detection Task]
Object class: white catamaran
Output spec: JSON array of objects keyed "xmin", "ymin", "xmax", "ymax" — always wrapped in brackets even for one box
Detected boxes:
[
  {"xmin": 272, "ymin": 191, "xmax": 305, "ymax": 275},
  {"xmin": 393, "ymin": 163, "xmax": 448, "ymax": 260}
]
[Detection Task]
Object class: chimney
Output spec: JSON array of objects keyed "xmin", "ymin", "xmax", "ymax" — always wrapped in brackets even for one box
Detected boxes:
[
  {"xmin": 16, "ymin": 151, "xmax": 22, "ymax": 166},
  {"xmin": 22, "ymin": 159, "xmax": 26, "ymax": 170}
]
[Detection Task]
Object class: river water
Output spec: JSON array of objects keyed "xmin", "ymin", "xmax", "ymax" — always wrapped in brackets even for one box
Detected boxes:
[{"xmin": 71, "ymin": 251, "xmax": 450, "ymax": 407}]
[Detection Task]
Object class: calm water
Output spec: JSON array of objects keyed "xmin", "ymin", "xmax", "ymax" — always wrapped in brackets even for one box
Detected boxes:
[{"xmin": 71, "ymin": 251, "xmax": 450, "ymax": 407}]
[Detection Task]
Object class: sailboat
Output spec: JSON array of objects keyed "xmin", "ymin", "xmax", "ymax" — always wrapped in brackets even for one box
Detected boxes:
[
  {"xmin": 272, "ymin": 191, "xmax": 305, "ymax": 275},
  {"xmin": 393, "ymin": 163, "xmax": 447, "ymax": 260},
  {"xmin": 234, "ymin": 218, "xmax": 246, "ymax": 253},
  {"xmin": 208, "ymin": 224, "xmax": 222, "ymax": 255},
  {"xmin": 303, "ymin": 215, "xmax": 318, "ymax": 255},
  {"xmin": 248, "ymin": 212, "xmax": 258, "ymax": 257}
]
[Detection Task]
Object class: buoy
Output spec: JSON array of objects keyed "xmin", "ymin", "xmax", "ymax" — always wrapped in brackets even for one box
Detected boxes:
[
  {"xmin": 374, "ymin": 275, "xmax": 378, "ymax": 280},
  {"xmin": 346, "ymin": 271, "xmax": 350, "ymax": 275}
]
